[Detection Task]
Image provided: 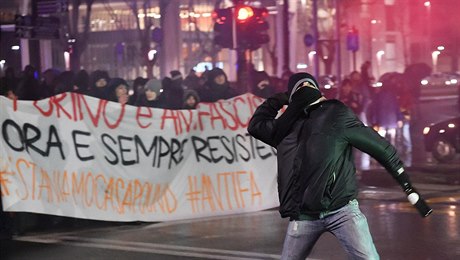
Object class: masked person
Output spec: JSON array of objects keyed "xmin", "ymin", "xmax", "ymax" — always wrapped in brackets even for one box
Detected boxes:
[{"xmin": 247, "ymin": 73, "xmax": 431, "ymax": 260}]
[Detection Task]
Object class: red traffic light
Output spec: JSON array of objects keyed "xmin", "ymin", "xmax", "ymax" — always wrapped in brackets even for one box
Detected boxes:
[{"xmin": 237, "ymin": 6, "xmax": 254, "ymax": 23}]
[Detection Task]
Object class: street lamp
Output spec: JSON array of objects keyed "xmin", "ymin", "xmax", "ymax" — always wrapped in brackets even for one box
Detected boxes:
[
  {"xmin": 308, "ymin": 51, "xmax": 316, "ymax": 72},
  {"xmin": 432, "ymin": 50, "xmax": 440, "ymax": 73},
  {"xmin": 64, "ymin": 51, "xmax": 70, "ymax": 70},
  {"xmin": 148, "ymin": 49, "xmax": 157, "ymax": 61},
  {"xmin": 424, "ymin": 1, "xmax": 432, "ymax": 61},
  {"xmin": 376, "ymin": 50, "xmax": 385, "ymax": 77},
  {"xmin": 0, "ymin": 60, "xmax": 5, "ymax": 75}
]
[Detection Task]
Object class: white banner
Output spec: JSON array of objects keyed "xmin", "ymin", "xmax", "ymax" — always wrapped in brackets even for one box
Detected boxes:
[{"xmin": 0, "ymin": 93, "xmax": 279, "ymax": 222}]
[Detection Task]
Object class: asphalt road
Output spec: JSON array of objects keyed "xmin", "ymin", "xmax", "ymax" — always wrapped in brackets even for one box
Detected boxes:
[{"xmin": 1, "ymin": 159, "xmax": 459, "ymax": 260}]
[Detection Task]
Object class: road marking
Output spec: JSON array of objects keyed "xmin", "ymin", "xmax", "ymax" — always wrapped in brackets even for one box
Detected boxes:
[
  {"xmin": 142, "ymin": 210, "xmax": 280, "ymax": 230},
  {"xmin": 11, "ymin": 211, "xmax": 327, "ymax": 259},
  {"xmin": 16, "ymin": 235, "xmax": 281, "ymax": 260}
]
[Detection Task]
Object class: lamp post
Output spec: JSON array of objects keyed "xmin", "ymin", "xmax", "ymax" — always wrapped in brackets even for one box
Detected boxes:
[
  {"xmin": 64, "ymin": 51, "xmax": 70, "ymax": 70},
  {"xmin": 308, "ymin": 51, "xmax": 316, "ymax": 70},
  {"xmin": 376, "ymin": 50, "xmax": 385, "ymax": 77},
  {"xmin": 424, "ymin": 1, "xmax": 432, "ymax": 62},
  {"xmin": 432, "ymin": 50, "xmax": 440, "ymax": 73}
]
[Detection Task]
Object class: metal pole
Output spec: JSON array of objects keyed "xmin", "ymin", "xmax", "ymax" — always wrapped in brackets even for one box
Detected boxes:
[
  {"xmin": 335, "ymin": 0, "xmax": 341, "ymax": 83},
  {"xmin": 353, "ymin": 51, "xmax": 356, "ymax": 71},
  {"xmin": 283, "ymin": 0, "xmax": 290, "ymax": 73},
  {"xmin": 20, "ymin": 0, "xmax": 31, "ymax": 70},
  {"xmin": 312, "ymin": 0, "xmax": 319, "ymax": 78},
  {"xmin": 232, "ymin": 7, "xmax": 237, "ymax": 49}
]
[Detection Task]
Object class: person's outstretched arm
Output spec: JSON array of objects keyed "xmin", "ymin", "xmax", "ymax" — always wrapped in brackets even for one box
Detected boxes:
[{"xmin": 340, "ymin": 107, "xmax": 432, "ymax": 217}]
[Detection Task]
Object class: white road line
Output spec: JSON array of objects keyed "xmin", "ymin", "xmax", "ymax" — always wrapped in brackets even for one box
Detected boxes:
[
  {"xmin": 142, "ymin": 210, "xmax": 280, "ymax": 230},
  {"xmin": 13, "ymin": 211, "xmax": 293, "ymax": 259},
  {"xmin": 16, "ymin": 235, "xmax": 281, "ymax": 260}
]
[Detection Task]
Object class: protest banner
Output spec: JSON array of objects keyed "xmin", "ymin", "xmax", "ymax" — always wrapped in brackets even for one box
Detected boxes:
[{"xmin": 0, "ymin": 93, "xmax": 280, "ymax": 221}]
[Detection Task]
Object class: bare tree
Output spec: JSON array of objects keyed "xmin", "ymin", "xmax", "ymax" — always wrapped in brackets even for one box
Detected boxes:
[
  {"xmin": 61, "ymin": 0, "xmax": 95, "ymax": 71},
  {"xmin": 124, "ymin": 0, "xmax": 164, "ymax": 79},
  {"xmin": 316, "ymin": 0, "xmax": 336, "ymax": 75},
  {"xmin": 182, "ymin": 0, "xmax": 222, "ymax": 72}
]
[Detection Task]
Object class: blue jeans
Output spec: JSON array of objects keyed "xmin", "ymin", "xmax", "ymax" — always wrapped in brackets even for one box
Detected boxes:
[{"xmin": 281, "ymin": 200, "xmax": 379, "ymax": 260}]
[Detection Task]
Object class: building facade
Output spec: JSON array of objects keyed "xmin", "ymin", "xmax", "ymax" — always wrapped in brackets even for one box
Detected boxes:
[{"xmin": 0, "ymin": 0, "xmax": 457, "ymax": 83}]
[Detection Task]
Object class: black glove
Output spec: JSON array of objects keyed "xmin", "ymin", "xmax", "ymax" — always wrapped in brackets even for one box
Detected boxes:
[
  {"xmin": 396, "ymin": 172, "xmax": 433, "ymax": 217},
  {"xmin": 267, "ymin": 92, "xmax": 289, "ymax": 109}
]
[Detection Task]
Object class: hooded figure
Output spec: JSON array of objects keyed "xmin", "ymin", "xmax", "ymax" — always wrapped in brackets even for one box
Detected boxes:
[
  {"xmin": 54, "ymin": 71, "xmax": 76, "ymax": 95},
  {"xmin": 16, "ymin": 65, "xmax": 41, "ymax": 100},
  {"xmin": 88, "ymin": 70, "xmax": 110, "ymax": 100},
  {"xmin": 107, "ymin": 77, "xmax": 130, "ymax": 104},
  {"xmin": 74, "ymin": 70, "xmax": 90, "ymax": 95},
  {"xmin": 201, "ymin": 68, "xmax": 237, "ymax": 102},
  {"xmin": 183, "ymin": 89, "xmax": 200, "ymax": 109},
  {"xmin": 0, "ymin": 67, "xmax": 18, "ymax": 99},
  {"xmin": 129, "ymin": 77, "xmax": 148, "ymax": 105},
  {"xmin": 183, "ymin": 69, "xmax": 201, "ymax": 92},
  {"xmin": 252, "ymin": 71, "xmax": 275, "ymax": 98},
  {"xmin": 163, "ymin": 71, "xmax": 185, "ymax": 109},
  {"xmin": 39, "ymin": 68, "xmax": 60, "ymax": 98},
  {"xmin": 136, "ymin": 79, "xmax": 166, "ymax": 108},
  {"xmin": 247, "ymin": 72, "xmax": 431, "ymax": 259}
]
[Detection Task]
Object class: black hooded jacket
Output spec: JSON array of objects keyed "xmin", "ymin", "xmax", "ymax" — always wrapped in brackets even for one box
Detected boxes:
[{"xmin": 247, "ymin": 97, "xmax": 404, "ymax": 220}]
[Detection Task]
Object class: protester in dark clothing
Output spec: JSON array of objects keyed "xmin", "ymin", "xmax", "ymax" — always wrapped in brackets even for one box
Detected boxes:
[
  {"xmin": 170, "ymin": 70, "xmax": 185, "ymax": 88},
  {"xmin": 183, "ymin": 69, "xmax": 201, "ymax": 91},
  {"xmin": 135, "ymin": 79, "xmax": 166, "ymax": 108},
  {"xmin": 368, "ymin": 86, "xmax": 403, "ymax": 146},
  {"xmin": 107, "ymin": 77, "xmax": 130, "ymax": 104},
  {"xmin": 248, "ymin": 72, "xmax": 431, "ymax": 260},
  {"xmin": 166, "ymin": 70, "xmax": 185, "ymax": 109},
  {"xmin": 201, "ymin": 68, "xmax": 237, "ymax": 102},
  {"xmin": 87, "ymin": 70, "xmax": 110, "ymax": 100},
  {"xmin": 349, "ymin": 71, "xmax": 371, "ymax": 123},
  {"xmin": 158, "ymin": 77, "xmax": 178, "ymax": 109},
  {"xmin": 0, "ymin": 67, "xmax": 18, "ymax": 97},
  {"xmin": 339, "ymin": 77, "xmax": 370, "ymax": 170},
  {"xmin": 337, "ymin": 78, "xmax": 363, "ymax": 115},
  {"xmin": 39, "ymin": 68, "xmax": 59, "ymax": 98},
  {"xmin": 73, "ymin": 70, "xmax": 90, "ymax": 95},
  {"xmin": 16, "ymin": 65, "xmax": 41, "ymax": 100},
  {"xmin": 251, "ymin": 71, "xmax": 276, "ymax": 98},
  {"xmin": 0, "ymin": 191, "xmax": 13, "ymax": 240},
  {"xmin": 183, "ymin": 89, "xmax": 200, "ymax": 109},
  {"xmin": 53, "ymin": 71, "xmax": 75, "ymax": 95},
  {"xmin": 360, "ymin": 61, "xmax": 374, "ymax": 91},
  {"xmin": 129, "ymin": 76, "xmax": 148, "ymax": 105}
]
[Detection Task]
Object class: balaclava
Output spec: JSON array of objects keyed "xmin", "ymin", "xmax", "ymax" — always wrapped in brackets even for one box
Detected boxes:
[{"xmin": 287, "ymin": 72, "xmax": 322, "ymax": 105}]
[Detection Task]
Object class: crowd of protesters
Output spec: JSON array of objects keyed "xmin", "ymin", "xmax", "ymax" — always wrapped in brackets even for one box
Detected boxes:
[
  {"xmin": 0, "ymin": 64, "xmax": 285, "ymax": 239},
  {"xmin": 336, "ymin": 63, "xmax": 417, "ymax": 169},
  {"xmin": 0, "ymin": 62, "xmax": 425, "ymax": 165},
  {"xmin": 0, "ymin": 65, "xmax": 285, "ymax": 111},
  {"xmin": 0, "ymin": 61, "xmax": 432, "ymax": 239}
]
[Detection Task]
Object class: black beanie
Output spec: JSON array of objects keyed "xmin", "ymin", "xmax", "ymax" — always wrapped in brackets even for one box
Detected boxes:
[
  {"xmin": 170, "ymin": 70, "xmax": 182, "ymax": 81},
  {"xmin": 287, "ymin": 72, "xmax": 320, "ymax": 102}
]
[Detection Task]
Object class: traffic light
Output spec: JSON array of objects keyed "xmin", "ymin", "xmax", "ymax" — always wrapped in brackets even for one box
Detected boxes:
[
  {"xmin": 212, "ymin": 7, "xmax": 234, "ymax": 48},
  {"xmin": 236, "ymin": 5, "xmax": 270, "ymax": 50},
  {"xmin": 212, "ymin": 5, "xmax": 270, "ymax": 50}
]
